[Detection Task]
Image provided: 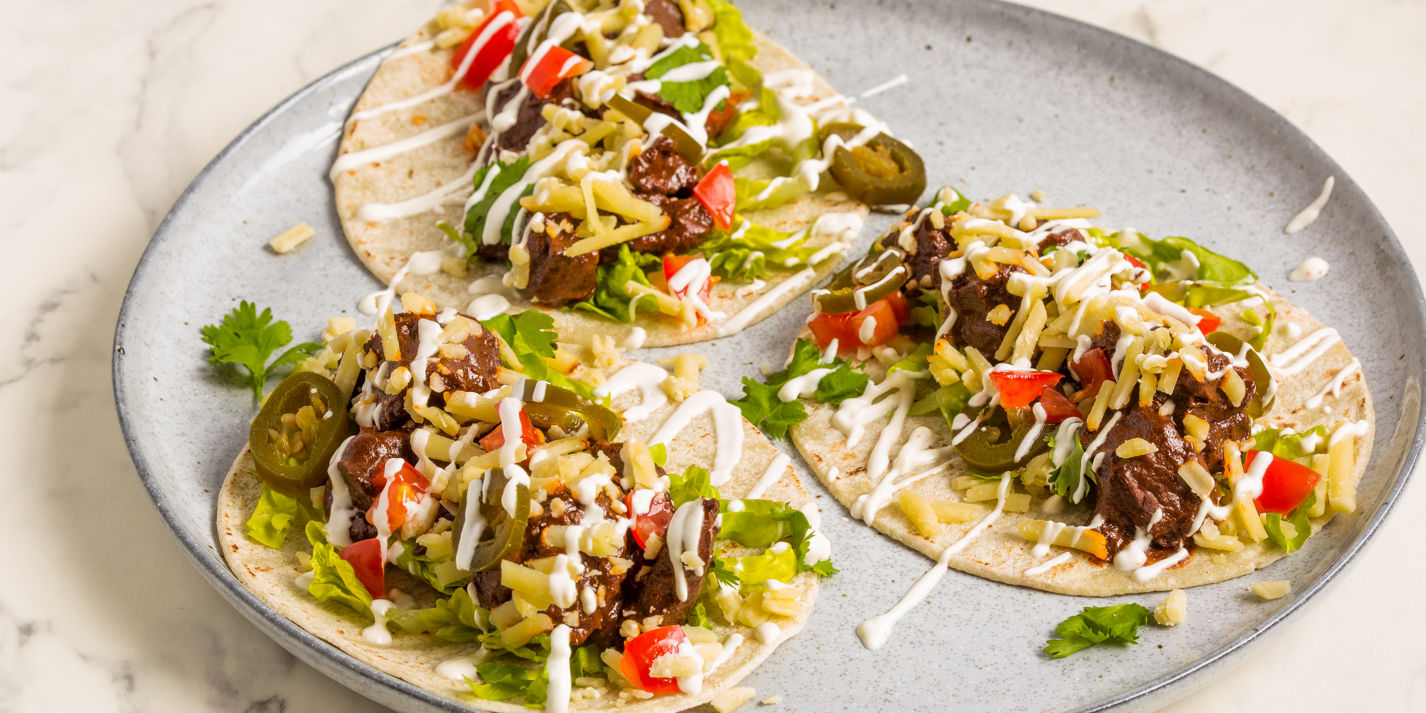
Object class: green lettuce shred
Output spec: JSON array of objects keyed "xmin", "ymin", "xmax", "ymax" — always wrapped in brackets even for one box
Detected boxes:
[
  {"xmin": 731, "ymin": 338, "xmax": 868, "ymax": 439},
  {"xmin": 566, "ymin": 245, "xmax": 663, "ymax": 324},
  {"xmin": 698, "ymin": 220, "xmax": 827, "ymax": 281},
  {"xmin": 386, "ymin": 588, "xmax": 488, "ymax": 643},
  {"xmin": 303, "ymin": 521, "xmax": 373, "ymax": 620},
  {"xmin": 245, "ymin": 479, "xmax": 320, "ymax": 548}
]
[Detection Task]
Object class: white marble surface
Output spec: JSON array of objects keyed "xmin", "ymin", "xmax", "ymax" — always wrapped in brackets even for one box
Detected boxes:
[{"xmin": 2, "ymin": 0, "xmax": 1422, "ymax": 711}]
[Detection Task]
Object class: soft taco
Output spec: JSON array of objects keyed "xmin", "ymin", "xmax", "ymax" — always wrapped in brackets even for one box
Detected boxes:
[
  {"xmin": 734, "ymin": 187, "xmax": 1371, "ymax": 632},
  {"xmin": 332, "ymin": 0, "xmax": 926, "ymax": 348},
  {"xmin": 217, "ymin": 295, "xmax": 835, "ymax": 711}
]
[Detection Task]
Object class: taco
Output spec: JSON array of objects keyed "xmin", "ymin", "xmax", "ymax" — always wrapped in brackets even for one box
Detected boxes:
[
  {"xmin": 736, "ymin": 187, "xmax": 1371, "ymax": 616},
  {"xmin": 332, "ymin": 0, "xmax": 925, "ymax": 348},
  {"xmin": 217, "ymin": 296, "xmax": 834, "ymax": 710}
]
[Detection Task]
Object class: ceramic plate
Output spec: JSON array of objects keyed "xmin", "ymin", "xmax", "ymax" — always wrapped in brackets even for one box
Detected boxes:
[{"xmin": 113, "ymin": 1, "xmax": 1423, "ymax": 711}]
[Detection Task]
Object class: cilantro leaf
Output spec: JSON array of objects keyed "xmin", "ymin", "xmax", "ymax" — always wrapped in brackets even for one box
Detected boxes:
[
  {"xmin": 1044, "ymin": 603, "xmax": 1151, "ymax": 658},
  {"xmin": 1264, "ymin": 492, "xmax": 1317, "ymax": 553},
  {"xmin": 647, "ymin": 43, "xmax": 730, "ymax": 114},
  {"xmin": 201, "ymin": 301, "xmax": 320, "ymax": 401},
  {"xmin": 480, "ymin": 310, "xmax": 593, "ymax": 398},
  {"xmin": 669, "ymin": 464, "xmax": 720, "ymax": 507},
  {"xmin": 245, "ymin": 479, "xmax": 320, "ymax": 548},
  {"xmin": 303, "ymin": 521, "xmax": 373, "ymax": 620},
  {"xmin": 731, "ymin": 339, "xmax": 867, "ymax": 439},
  {"xmin": 1047, "ymin": 433, "xmax": 1090, "ymax": 500},
  {"xmin": 566, "ymin": 244, "xmax": 662, "ymax": 323}
]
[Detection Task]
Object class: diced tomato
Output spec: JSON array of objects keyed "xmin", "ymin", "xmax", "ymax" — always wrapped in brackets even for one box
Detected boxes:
[
  {"xmin": 450, "ymin": 1, "xmax": 522, "ymax": 90},
  {"xmin": 1188, "ymin": 307, "xmax": 1221, "ymax": 334},
  {"xmin": 367, "ymin": 462, "xmax": 431, "ymax": 532},
  {"xmin": 479, "ymin": 408, "xmax": 546, "ymax": 452},
  {"xmin": 663, "ymin": 254, "xmax": 715, "ymax": 305},
  {"xmin": 1070, "ymin": 347, "xmax": 1115, "ymax": 393},
  {"xmin": 1247, "ymin": 450, "xmax": 1321, "ymax": 515},
  {"xmin": 623, "ymin": 490, "xmax": 674, "ymax": 550},
  {"xmin": 1036, "ymin": 386, "xmax": 1082, "ymax": 423},
  {"xmin": 988, "ymin": 370, "xmax": 1064, "ymax": 409},
  {"xmin": 1122, "ymin": 252, "xmax": 1148, "ymax": 271},
  {"xmin": 620, "ymin": 626, "xmax": 688, "ymax": 694},
  {"xmin": 519, "ymin": 44, "xmax": 592, "ymax": 98},
  {"xmin": 339, "ymin": 538, "xmax": 386, "ymax": 598},
  {"xmin": 693, "ymin": 162, "xmax": 735, "ymax": 231},
  {"xmin": 807, "ymin": 291, "xmax": 910, "ymax": 351},
  {"xmin": 703, "ymin": 90, "xmax": 748, "ymax": 141}
]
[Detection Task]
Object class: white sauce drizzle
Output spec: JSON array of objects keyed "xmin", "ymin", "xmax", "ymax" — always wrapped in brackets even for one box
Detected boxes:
[
  {"xmin": 1288, "ymin": 257, "xmax": 1330, "ymax": 282},
  {"xmin": 856, "ymin": 475, "xmax": 1011, "ymax": 650},
  {"xmin": 330, "ymin": 114, "xmax": 478, "ymax": 180},
  {"xmin": 545, "ymin": 625, "xmax": 572, "ymax": 713},
  {"xmin": 665, "ymin": 500, "xmax": 708, "ymax": 601},
  {"xmin": 1024, "ymin": 552, "xmax": 1073, "ymax": 577},
  {"xmin": 436, "ymin": 652, "xmax": 485, "ymax": 681},
  {"xmin": 1133, "ymin": 547, "xmax": 1188, "ymax": 582},
  {"xmin": 649, "ymin": 391, "xmax": 744, "ymax": 485},
  {"xmin": 361, "ymin": 599, "xmax": 396, "ymax": 645},
  {"xmin": 1284, "ymin": 176, "xmax": 1335, "ymax": 234},
  {"xmin": 859, "ymin": 74, "xmax": 910, "ymax": 98},
  {"xmin": 1306, "ymin": 359, "xmax": 1361, "ymax": 409},
  {"xmin": 323, "ymin": 436, "xmax": 358, "ymax": 547},
  {"xmin": 1269, "ymin": 327, "xmax": 1341, "ymax": 377},
  {"xmin": 747, "ymin": 453, "xmax": 791, "ymax": 499},
  {"xmin": 595, "ymin": 362, "xmax": 670, "ymax": 422},
  {"xmin": 358, "ymin": 161, "xmax": 482, "ymax": 222},
  {"xmin": 625, "ymin": 327, "xmax": 647, "ymax": 350}
]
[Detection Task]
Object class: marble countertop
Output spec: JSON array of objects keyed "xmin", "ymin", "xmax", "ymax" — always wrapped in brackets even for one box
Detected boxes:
[{"xmin": 4, "ymin": 0, "xmax": 1422, "ymax": 711}]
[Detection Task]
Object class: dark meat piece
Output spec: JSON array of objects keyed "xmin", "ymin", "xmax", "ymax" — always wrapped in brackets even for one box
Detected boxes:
[
  {"xmin": 880, "ymin": 215, "xmax": 955, "ymax": 292},
  {"xmin": 627, "ymin": 135, "xmax": 700, "ymax": 197},
  {"xmin": 621, "ymin": 193, "xmax": 714, "ymax": 256},
  {"xmin": 634, "ymin": 90, "xmax": 682, "ymax": 123},
  {"xmin": 587, "ymin": 439, "xmax": 626, "ymax": 475},
  {"xmin": 1169, "ymin": 349, "xmax": 1255, "ymax": 472},
  {"xmin": 943, "ymin": 264, "xmax": 1022, "ymax": 356},
  {"xmin": 362, "ymin": 312, "xmax": 503, "ymax": 430},
  {"xmin": 334, "ymin": 427, "xmax": 412, "ymax": 510},
  {"xmin": 525, "ymin": 215, "xmax": 598, "ymax": 306},
  {"xmin": 488, "ymin": 77, "xmax": 576, "ymax": 154},
  {"xmin": 643, "ymin": 0, "xmax": 686, "ymax": 38},
  {"xmin": 622, "ymin": 497, "xmax": 719, "ymax": 629},
  {"xmin": 1089, "ymin": 321, "xmax": 1123, "ymax": 356},
  {"xmin": 469, "ymin": 487, "xmax": 633, "ymax": 647},
  {"xmin": 324, "ymin": 427, "xmax": 410, "ymax": 542},
  {"xmin": 1089, "ymin": 407, "xmax": 1204, "ymax": 560},
  {"xmin": 1038, "ymin": 228, "xmax": 1083, "ymax": 254}
]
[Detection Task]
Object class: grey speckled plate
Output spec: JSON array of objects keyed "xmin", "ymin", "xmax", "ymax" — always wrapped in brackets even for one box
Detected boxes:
[{"xmin": 113, "ymin": 2, "xmax": 1422, "ymax": 712}]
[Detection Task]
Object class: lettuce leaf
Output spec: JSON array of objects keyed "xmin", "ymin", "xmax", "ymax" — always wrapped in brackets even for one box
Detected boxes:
[
  {"xmin": 469, "ymin": 635, "xmax": 602, "ymax": 706},
  {"xmin": 669, "ymin": 464, "xmax": 720, "ymax": 507},
  {"xmin": 1252, "ymin": 425, "xmax": 1331, "ymax": 462},
  {"xmin": 303, "ymin": 521, "xmax": 373, "ymax": 619},
  {"xmin": 245, "ymin": 480, "xmax": 320, "ymax": 548},
  {"xmin": 698, "ymin": 220, "xmax": 826, "ymax": 281},
  {"xmin": 708, "ymin": 0, "xmax": 757, "ymax": 63},
  {"xmin": 1264, "ymin": 492, "xmax": 1317, "ymax": 553},
  {"xmin": 386, "ymin": 588, "xmax": 488, "ymax": 643},
  {"xmin": 727, "ymin": 545, "xmax": 797, "ymax": 593},
  {"xmin": 566, "ymin": 244, "xmax": 663, "ymax": 324},
  {"xmin": 647, "ymin": 43, "xmax": 729, "ymax": 115},
  {"xmin": 1046, "ymin": 432, "xmax": 1091, "ymax": 500},
  {"xmin": 392, "ymin": 545, "xmax": 467, "ymax": 595},
  {"xmin": 1104, "ymin": 231, "xmax": 1256, "ymax": 286},
  {"xmin": 719, "ymin": 498, "xmax": 834, "ymax": 578},
  {"xmin": 444, "ymin": 157, "xmax": 533, "ymax": 258}
]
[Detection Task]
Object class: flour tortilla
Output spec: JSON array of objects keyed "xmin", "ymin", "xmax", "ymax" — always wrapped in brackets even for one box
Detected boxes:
[
  {"xmin": 790, "ymin": 288, "xmax": 1373, "ymax": 596},
  {"xmin": 333, "ymin": 18, "xmax": 868, "ymax": 348},
  {"xmin": 218, "ymin": 361, "xmax": 817, "ymax": 711}
]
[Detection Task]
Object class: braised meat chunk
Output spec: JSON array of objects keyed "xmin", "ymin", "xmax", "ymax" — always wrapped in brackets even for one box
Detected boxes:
[
  {"xmin": 1169, "ymin": 349, "xmax": 1256, "ymax": 472},
  {"xmin": 627, "ymin": 135, "xmax": 700, "ymax": 197},
  {"xmin": 881, "ymin": 216, "xmax": 955, "ymax": 291},
  {"xmin": 525, "ymin": 216, "xmax": 598, "ymax": 306},
  {"xmin": 622, "ymin": 497, "xmax": 719, "ymax": 629},
  {"xmin": 643, "ymin": 0, "xmax": 686, "ymax": 37},
  {"xmin": 624, "ymin": 194, "xmax": 713, "ymax": 256},
  {"xmin": 1089, "ymin": 407, "xmax": 1204, "ymax": 560},
  {"xmin": 943, "ymin": 264, "xmax": 1023, "ymax": 356},
  {"xmin": 361, "ymin": 312, "xmax": 502, "ymax": 429}
]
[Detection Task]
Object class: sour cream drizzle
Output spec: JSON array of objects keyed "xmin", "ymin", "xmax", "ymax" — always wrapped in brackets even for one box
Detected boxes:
[
  {"xmin": 594, "ymin": 362, "xmax": 670, "ymax": 422},
  {"xmin": 545, "ymin": 624, "xmax": 572, "ymax": 713},
  {"xmin": 1024, "ymin": 552, "xmax": 1072, "ymax": 577},
  {"xmin": 1284, "ymin": 176, "xmax": 1335, "ymax": 234},
  {"xmin": 857, "ymin": 474, "xmax": 1011, "ymax": 650},
  {"xmin": 1269, "ymin": 327, "xmax": 1341, "ymax": 377},
  {"xmin": 650, "ymin": 391, "xmax": 745, "ymax": 485},
  {"xmin": 1306, "ymin": 359, "xmax": 1361, "ymax": 409},
  {"xmin": 330, "ymin": 114, "xmax": 478, "ymax": 181},
  {"xmin": 747, "ymin": 453, "xmax": 791, "ymax": 499}
]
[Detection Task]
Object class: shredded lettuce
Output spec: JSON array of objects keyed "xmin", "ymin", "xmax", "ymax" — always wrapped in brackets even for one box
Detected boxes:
[
  {"xmin": 1252, "ymin": 425, "xmax": 1331, "ymax": 462},
  {"xmin": 1045, "ymin": 432, "xmax": 1091, "ymax": 500},
  {"xmin": 1264, "ymin": 492, "xmax": 1317, "ymax": 553},
  {"xmin": 469, "ymin": 635, "xmax": 602, "ymax": 706},
  {"xmin": 1044, "ymin": 603, "xmax": 1152, "ymax": 658},
  {"xmin": 727, "ymin": 545, "xmax": 798, "ymax": 593},
  {"xmin": 647, "ymin": 42, "xmax": 729, "ymax": 114},
  {"xmin": 386, "ymin": 588, "xmax": 488, "ymax": 642},
  {"xmin": 719, "ymin": 498, "xmax": 835, "ymax": 578},
  {"xmin": 1103, "ymin": 231, "xmax": 1256, "ymax": 286},
  {"xmin": 669, "ymin": 464, "xmax": 720, "ymax": 506},
  {"xmin": 566, "ymin": 244, "xmax": 662, "ymax": 324},
  {"xmin": 303, "ymin": 521, "xmax": 373, "ymax": 619},
  {"xmin": 245, "ymin": 480, "xmax": 320, "ymax": 548},
  {"xmin": 888, "ymin": 343, "xmax": 934, "ymax": 374},
  {"xmin": 392, "ymin": 545, "xmax": 467, "ymax": 595},
  {"xmin": 909, "ymin": 382, "xmax": 971, "ymax": 420},
  {"xmin": 698, "ymin": 220, "xmax": 826, "ymax": 281},
  {"xmin": 708, "ymin": 0, "xmax": 757, "ymax": 63},
  {"xmin": 441, "ymin": 157, "xmax": 533, "ymax": 258},
  {"xmin": 731, "ymin": 338, "xmax": 868, "ymax": 439}
]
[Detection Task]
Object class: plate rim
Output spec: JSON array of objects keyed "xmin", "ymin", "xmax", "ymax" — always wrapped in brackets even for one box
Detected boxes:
[{"xmin": 111, "ymin": 2, "xmax": 1426, "ymax": 711}]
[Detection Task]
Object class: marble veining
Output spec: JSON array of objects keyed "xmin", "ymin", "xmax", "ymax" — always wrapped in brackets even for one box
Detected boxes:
[{"xmin": 3, "ymin": 1, "xmax": 1423, "ymax": 712}]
